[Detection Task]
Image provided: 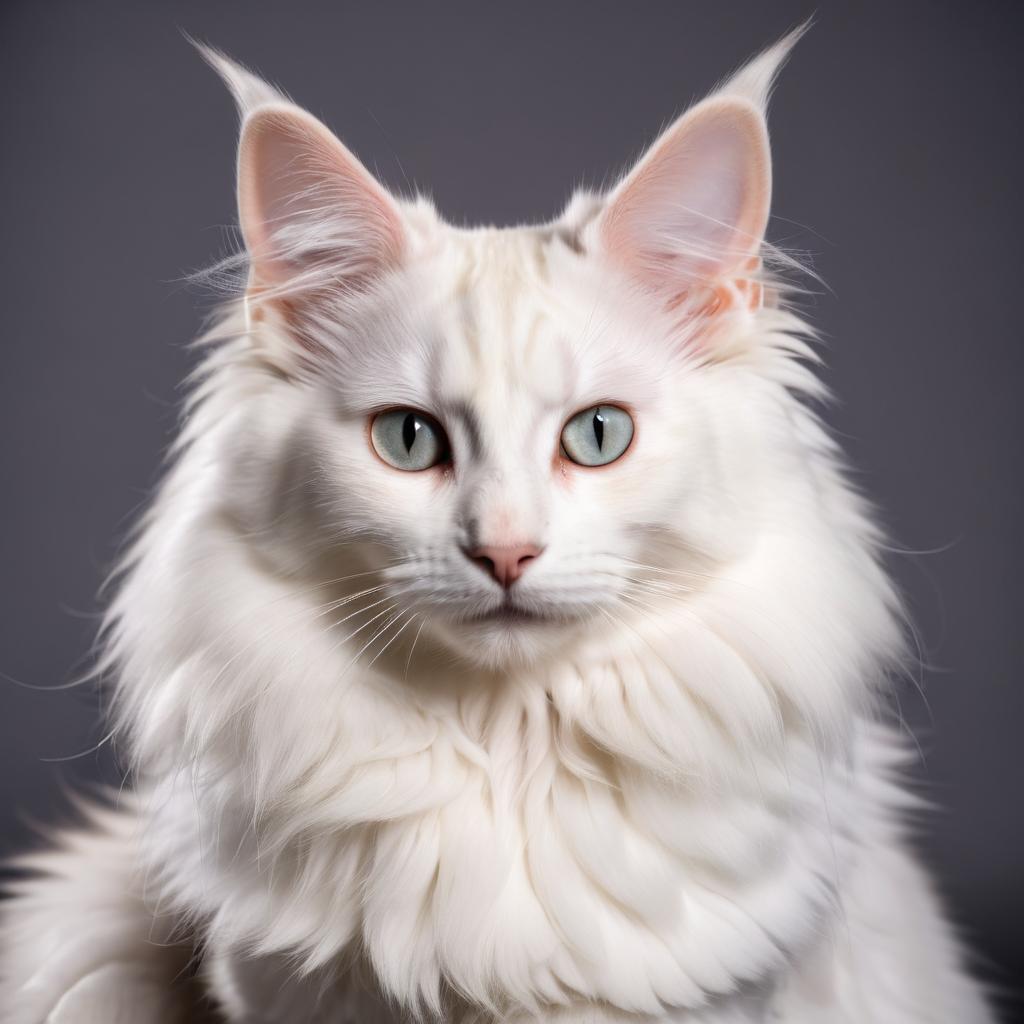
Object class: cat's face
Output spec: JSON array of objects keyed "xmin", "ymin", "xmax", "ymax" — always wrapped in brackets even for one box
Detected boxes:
[{"xmin": 212, "ymin": 50, "xmax": 780, "ymax": 668}]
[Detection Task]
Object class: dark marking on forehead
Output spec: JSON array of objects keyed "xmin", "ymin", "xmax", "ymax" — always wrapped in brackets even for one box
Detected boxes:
[
  {"xmin": 554, "ymin": 227, "xmax": 585, "ymax": 255},
  {"xmin": 535, "ymin": 225, "xmax": 587, "ymax": 257}
]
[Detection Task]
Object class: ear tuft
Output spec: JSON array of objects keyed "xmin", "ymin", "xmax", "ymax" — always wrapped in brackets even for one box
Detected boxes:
[
  {"xmin": 192, "ymin": 41, "xmax": 287, "ymax": 118},
  {"xmin": 716, "ymin": 20, "xmax": 811, "ymax": 112}
]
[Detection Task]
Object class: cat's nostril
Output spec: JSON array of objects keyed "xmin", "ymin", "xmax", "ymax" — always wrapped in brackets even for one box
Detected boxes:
[{"xmin": 466, "ymin": 544, "xmax": 543, "ymax": 589}]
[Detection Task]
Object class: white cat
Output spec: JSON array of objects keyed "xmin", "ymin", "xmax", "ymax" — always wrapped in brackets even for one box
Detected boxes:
[{"xmin": 0, "ymin": 28, "xmax": 995, "ymax": 1024}]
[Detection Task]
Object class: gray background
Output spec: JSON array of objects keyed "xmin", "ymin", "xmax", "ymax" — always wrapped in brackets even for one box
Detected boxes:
[{"xmin": 1, "ymin": 0, "xmax": 1021, "ymax": 1017}]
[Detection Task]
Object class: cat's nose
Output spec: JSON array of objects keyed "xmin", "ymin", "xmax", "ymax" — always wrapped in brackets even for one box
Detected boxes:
[{"xmin": 465, "ymin": 544, "xmax": 543, "ymax": 588}]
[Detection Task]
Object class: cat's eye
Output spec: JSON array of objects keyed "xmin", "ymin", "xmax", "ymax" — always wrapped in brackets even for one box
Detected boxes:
[
  {"xmin": 370, "ymin": 409, "xmax": 450, "ymax": 471},
  {"xmin": 560, "ymin": 405, "xmax": 634, "ymax": 467}
]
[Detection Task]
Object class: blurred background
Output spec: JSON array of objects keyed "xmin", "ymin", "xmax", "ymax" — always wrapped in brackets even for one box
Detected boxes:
[{"xmin": 1, "ymin": 0, "xmax": 1021, "ymax": 1018}]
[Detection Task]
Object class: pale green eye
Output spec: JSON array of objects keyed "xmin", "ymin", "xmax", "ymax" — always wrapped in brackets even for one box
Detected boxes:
[
  {"xmin": 370, "ymin": 409, "xmax": 449, "ymax": 471},
  {"xmin": 560, "ymin": 405, "xmax": 634, "ymax": 467}
]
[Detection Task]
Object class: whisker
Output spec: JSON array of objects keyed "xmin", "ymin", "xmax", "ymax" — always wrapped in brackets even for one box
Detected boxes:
[
  {"xmin": 363, "ymin": 610, "xmax": 420, "ymax": 673},
  {"xmin": 404, "ymin": 617, "xmax": 428, "ymax": 682}
]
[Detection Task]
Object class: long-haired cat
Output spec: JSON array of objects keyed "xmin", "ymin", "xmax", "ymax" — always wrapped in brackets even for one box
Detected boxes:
[{"xmin": 0, "ymin": 28, "xmax": 995, "ymax": 1024}]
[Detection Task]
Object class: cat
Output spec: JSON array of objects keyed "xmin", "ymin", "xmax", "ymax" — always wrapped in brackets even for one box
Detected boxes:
[{"xmin": 0, "ymin": 26, "xmax": 996, "ymax": 1024}]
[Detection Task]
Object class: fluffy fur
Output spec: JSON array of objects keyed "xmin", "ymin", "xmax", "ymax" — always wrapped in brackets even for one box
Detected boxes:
[{"xmin": 0, "ymin": 29, "xmax": 995, "ymax": 1024}]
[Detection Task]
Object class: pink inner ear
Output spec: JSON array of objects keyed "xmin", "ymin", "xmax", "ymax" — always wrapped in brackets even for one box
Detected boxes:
[
  {"xmin": 238, "ymin": 106, "xmax": 405, "ymax": 293},
  {"xmin": 601, "ymin": 98, "xmax": 770, "ymax": 301}
]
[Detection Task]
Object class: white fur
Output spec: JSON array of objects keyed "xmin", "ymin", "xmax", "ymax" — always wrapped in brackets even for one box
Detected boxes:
[{"xmin": 0, "ymin": 30, "xmax": 994, "ymax": 1024}]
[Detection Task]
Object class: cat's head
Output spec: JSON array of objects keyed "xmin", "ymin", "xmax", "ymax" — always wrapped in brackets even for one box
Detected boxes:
[{"xmin": 202, "ymin": 33, "xmax": 811, "ymax": 670}]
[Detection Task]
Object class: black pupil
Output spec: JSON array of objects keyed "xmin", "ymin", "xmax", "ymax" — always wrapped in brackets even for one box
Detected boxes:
[
  {"xmin": 402, "ymin": 413, "xmax": 420, "ymax": 453},
  {"xmin": 592, "ymin": 409, "xmax": 605, "ymax": 450}
]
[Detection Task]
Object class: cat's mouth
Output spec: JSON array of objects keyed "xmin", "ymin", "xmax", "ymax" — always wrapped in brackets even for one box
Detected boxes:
[{"xmin": 465, "ymin": 603, "xmax": 556, "ymax": 626}]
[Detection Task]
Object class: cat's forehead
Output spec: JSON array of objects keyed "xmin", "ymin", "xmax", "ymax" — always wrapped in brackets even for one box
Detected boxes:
[
  {"xmin": 438, "ymin": 231, "xmax": 572, "ymax": 391},
  {"xmin": 340, "ymin": 216, "xmax": 663, "ymax": 422},
  {"xmin": 408, "ymin": 224, "xmax": 611, "ymax": 411}
]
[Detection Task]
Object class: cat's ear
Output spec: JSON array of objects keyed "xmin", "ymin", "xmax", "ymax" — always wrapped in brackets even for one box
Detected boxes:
[
  {"xmin": 237, "ymin": 106, "xmax": 405, "ymax": 293},
  {"xmin": 596, "ymin": 27, "xmax": 804, "ymax": 310},
  {"xmin": 599, "ymin": 99, "xmax": 769, "ymax": 300},
  {"xmin": 200, "ymin": 47, "xmax": 404, "ymax": 305}
]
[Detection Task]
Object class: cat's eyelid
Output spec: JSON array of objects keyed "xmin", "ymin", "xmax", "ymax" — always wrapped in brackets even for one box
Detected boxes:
[{"xmin": 563, "ymin": 400, "xmax": 634, "ymax": 422}]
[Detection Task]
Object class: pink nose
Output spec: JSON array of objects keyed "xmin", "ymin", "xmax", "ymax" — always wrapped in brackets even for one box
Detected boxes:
[{"xmin": 466, "ymin": 544, "xmax": 543, "ymax": 588}]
